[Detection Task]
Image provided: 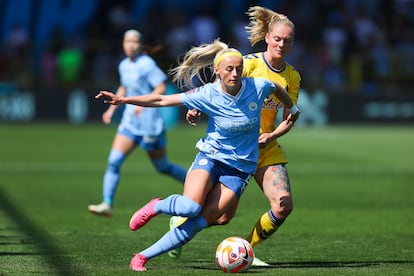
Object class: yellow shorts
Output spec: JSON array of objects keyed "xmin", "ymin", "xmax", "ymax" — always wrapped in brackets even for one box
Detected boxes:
[{"xmin": 257, "ymin": 140, "xmax": 288, "ymax": 169}]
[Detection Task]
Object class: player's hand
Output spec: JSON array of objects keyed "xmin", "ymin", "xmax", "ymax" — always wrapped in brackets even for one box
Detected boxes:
[
  {"xmin": 186, "ymin": 109, "xmax": 201, "ymax": 126},
  {"xmin": 258, "ymin": 133, "xmax": 272, "ymax": 148},
  {"xmin": 96, "ymin": 91, "xmax": 123, "ymax": 105}
]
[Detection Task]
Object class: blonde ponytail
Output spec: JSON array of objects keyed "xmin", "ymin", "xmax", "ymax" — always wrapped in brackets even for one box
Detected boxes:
[
  {"xmin": 245, "ymin": 6, "xmax": 295, "ymax": 46},
  {"xmin": 170, "ymin": 39, "xmax": 241, "ymax": 89}
]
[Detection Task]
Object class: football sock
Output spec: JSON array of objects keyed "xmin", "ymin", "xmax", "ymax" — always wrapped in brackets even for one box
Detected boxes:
[
  {"xmin": 103, "ymin": 149, "xmax": 126, "ymax": 205},
  {"xmin": 154, "ymin": 194, "xmax": 201, "ymax": 217},
  {"xmin": 151, "ymin": 157, "xmax": 187, "ymax": 183},
  {"xmin": 246, "ymin": 210, "xmax": 285, "ymax": 247},
  {"xmin": 172, "ymin": 216, "xmax": 187, "ymax": 227},
  {"xmin": 140, "ymin": 215, "xmax": 208, "ymax": 259}
]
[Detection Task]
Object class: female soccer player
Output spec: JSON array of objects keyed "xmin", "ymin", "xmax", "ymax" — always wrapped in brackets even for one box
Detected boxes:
[
  {"xmin": 95, "ymin": 39, "xmax": 300, "ymax": 271},
  {"xmin": 183, "ymin": 6, "xmax": 301, "ymax": 266},
  {"xmin": 88, "ymin": 29, "xmax": 187, "ymax": 217}
]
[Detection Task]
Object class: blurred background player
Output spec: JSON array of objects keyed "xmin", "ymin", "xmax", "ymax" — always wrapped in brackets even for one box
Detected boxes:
[
  {"xmin": 181, "ymin": 6, "xmax": 300, "ymax": 266},
  {"xmin": 88, "ymin": 29, "xmax": 187, "ymax": 217}
]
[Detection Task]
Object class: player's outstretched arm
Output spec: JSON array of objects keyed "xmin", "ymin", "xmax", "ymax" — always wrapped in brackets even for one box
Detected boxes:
[{"xmin": 96, "ymin": 91, "xmax": 183, "ymax": 107}]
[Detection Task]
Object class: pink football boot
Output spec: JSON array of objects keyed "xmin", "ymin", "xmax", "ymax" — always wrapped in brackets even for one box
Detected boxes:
[
  {"xmin": 129, "ymin": 198, "xmax": 161, "ymax": 231},
  {"xmin": 130, "ymin": 254, "xmax": 148, "ymax": 271}
]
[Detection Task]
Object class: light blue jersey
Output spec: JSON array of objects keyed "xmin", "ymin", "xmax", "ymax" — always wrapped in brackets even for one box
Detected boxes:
[
  {"xmin": 119, "ymin": 54, "xmax": 167, "ymax": 136},
  {"xmin": 180, "ymin": 77, "xmax": 276, "ymax": 174}
]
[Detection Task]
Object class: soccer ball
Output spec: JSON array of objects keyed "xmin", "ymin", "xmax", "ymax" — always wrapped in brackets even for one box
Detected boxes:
[{"xmin": 215, "ymin": 236, "xmax": 254, "ymax": 273}]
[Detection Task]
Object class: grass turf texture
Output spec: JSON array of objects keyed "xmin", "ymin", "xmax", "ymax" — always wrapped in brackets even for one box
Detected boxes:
[{"xmin": 0, "ymin": 123, "xmax": 413, "ymax": 275}]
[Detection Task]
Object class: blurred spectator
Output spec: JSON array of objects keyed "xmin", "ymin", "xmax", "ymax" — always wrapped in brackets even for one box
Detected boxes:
[
  {"xmin": 165, "ymin": 9, "xmax": 193, "ymax": 62},
  {"xmin": 351, "ymin": 7, "xmax": 381, "ymax": 49},
  {"xmin": 40, "ymin": 45, "xmax": 57, "ymax": 85},
  {"xmin": 56, "ymin": 39, "xmax": 84, "ymax": 84},
  {"xmin": 0, "ymin": 53, "xmax": 10, "ymax": 81},
  {"xmin": 394, "ymin": 0, "xmax": 414, "ymax": 21},
  {"xmin": 322, "ymin": 15, "xmax": 348, "ymax": 65},
  {"xmin": 323, "ymin": 61, "xmax": 347, "ymax": 94},
  {"xmin": 369, "ymin": 34, "xmax": 392, "ymax": 79},
  {"xmin": 5, "ymin": 22, "xmax": 30, "ymax": 59},
  {"xmin": 39, "ymin": 27, "xmax": 63, "ymax": 85},
  {"xmin": 394, "ymin": 25, "xmax": 414, "ymax": 79},
  {"xmin": 229, "ymin": 15, "xmax": 251, "ymax": 54},
  {"xmin": 190, "ymin": 5, "xmax": 220, "ymax": 44},
  {"xmin": 0, "ymin": 0, "xmax": 412, "ymax": 96},
  {"xmin": 91, "ymin": 44, "xmax": 116, "ymax": 87},
  {"xmin": 83, "ymin": 22, "xmax": 118, "ymax": 87},
  {"xmin": 4, "ymin": 22, "xmax": 31, "ymax": 83},
  {"xmin": 107, "ymin": 3, "xmax": 133, "ymax": 33}
]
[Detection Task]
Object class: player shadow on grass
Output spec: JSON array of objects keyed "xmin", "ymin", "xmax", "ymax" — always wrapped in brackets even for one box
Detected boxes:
[
  {"xmin": 0, "ymin": 187, "xmax": 79, "ymax": 276},
  {"xmin": 257, "ymin": 260, "xmax": 413, "ymax": 268},
  {"xmin": 189, "ymin": 260, "xmax": 414, "ymax": 271}
]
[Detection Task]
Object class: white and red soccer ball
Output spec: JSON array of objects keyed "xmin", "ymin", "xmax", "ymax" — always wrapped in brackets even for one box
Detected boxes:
[{"xmin": 215, "ymin": 236, "xmax": 255, "ymax": 273}]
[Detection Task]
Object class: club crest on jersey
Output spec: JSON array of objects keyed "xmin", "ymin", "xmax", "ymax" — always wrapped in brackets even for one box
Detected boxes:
[
  {"xmin": 248, "ymin": 102, "xmax": 258, "ymax": 111},
  {"xmin": 198, "ymin": 158, "xmax": 208, "ymax": 166}
]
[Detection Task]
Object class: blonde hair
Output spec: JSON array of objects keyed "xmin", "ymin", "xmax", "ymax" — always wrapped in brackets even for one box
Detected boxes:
[
  {"xmin": 170, "ymin": 39, "xmax": 242, "ymax": 89},
  {"xmin": 245, "ymin": 6, "xmax": 295, "ymax": 46}
]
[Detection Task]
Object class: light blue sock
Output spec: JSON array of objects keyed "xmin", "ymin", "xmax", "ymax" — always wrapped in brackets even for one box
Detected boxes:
[
  {"xmin": 151, "ymin": 157, "xmax": 187, "ymax": 183},
  {"xmin": 103, "ymin": 149, "xmax": 126, "ymax": 206},
  {"xmin": 140, "ymin": 215, "xmax": 208, "ymax": 259},
  {"xmin": 154, "ymin": 194, "xmax": 201, "ymax": 217}
]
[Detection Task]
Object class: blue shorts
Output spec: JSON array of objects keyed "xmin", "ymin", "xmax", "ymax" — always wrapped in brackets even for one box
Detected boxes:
[
  {"xmin": 189, "ymin": 152, "xmax": 251, "ymax": 198},
  {"xmin": 117, "ymin": 125, "xmax": 166, "ymax": 151}
]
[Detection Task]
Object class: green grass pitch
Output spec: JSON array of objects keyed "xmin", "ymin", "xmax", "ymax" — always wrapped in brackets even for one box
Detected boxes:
[{"xmin": 0, "ymin": 123, "xmax": 413, "ymax": 275}]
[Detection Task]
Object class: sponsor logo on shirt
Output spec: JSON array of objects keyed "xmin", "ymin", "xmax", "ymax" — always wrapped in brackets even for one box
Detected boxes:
[
  {"xmin": 262, "ymin": 97, "xmax": 282, "ymax": 111},
  {"xmin": 219, "ymin": 117, "xmax": 258, "ymax": 132}
]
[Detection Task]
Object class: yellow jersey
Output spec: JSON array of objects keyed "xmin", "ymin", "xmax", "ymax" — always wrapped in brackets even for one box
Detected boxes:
[{"xmin": 243, "ymin": 52, "xmax": 301, "ymax": 167}]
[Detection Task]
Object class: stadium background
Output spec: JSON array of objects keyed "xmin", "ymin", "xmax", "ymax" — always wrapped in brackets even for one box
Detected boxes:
[{"xmin": 0, "ymin": 0, "xmax": 413, "ymax": 125}]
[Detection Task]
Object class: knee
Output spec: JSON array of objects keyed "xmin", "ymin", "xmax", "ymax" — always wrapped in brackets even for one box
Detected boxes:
[
  {"xmin": 214, "ymin": 200, "xmax": 238, "ymax": 225},
  {"xmin": 214, "ymin": 213, "xmax": 232, "ymax": 225},
  {"xmin": 279, "ymin": 203, "xmax": 293, "ymax": 218},
  {"xmin": 271, "ymin": 195, "xmax": 293, "ymax": 219}
]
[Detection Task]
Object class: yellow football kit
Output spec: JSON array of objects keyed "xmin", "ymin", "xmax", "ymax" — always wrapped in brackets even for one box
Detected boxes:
[{"xmin": 243, "ymin": 52, "xmax": 301, "ymax": 169}]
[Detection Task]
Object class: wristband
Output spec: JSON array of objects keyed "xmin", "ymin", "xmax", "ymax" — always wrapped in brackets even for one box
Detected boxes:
[{"xmin": 289, "ymin": 105, "xmax": 299, "ymax": 115}]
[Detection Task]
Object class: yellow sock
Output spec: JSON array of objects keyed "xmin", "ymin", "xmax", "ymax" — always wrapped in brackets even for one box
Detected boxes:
[
  {"xmin": 245, "ymin": 211, "xmax": 281, "ymax": 247},
  {"xmin": 170, "ymin": 216, "xmax": 187, "ymax": 228},
  {"xmin": 176, "ymin": 216, "xmax": 187, "ymax": 226}
]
